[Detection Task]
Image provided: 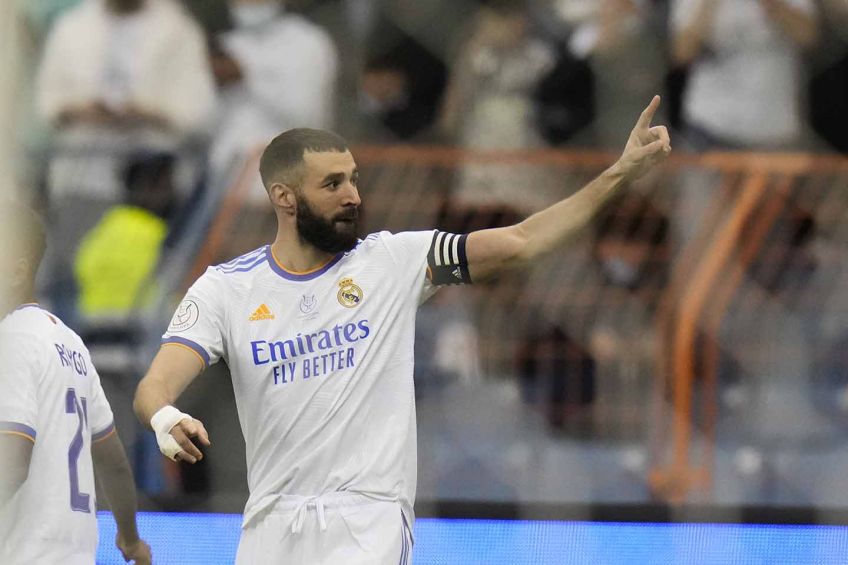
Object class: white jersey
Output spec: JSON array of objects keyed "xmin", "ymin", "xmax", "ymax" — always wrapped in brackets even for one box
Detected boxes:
[
  {"xmin": 0, "ymin": 305, "xmax": 115, "ymax": 565},
  {"xmin": 163, "ymin": 230, "xmax": 470, "ymax": 528}
]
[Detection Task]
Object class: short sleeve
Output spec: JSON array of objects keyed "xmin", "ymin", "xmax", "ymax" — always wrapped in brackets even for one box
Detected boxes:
[
  {"xmin": 379, "ymin": 230, "xmax": 472, "ymax": 305},
  {"xmin": 161, "ymin": 268, "xmax": 226, "ymax": 367},
  {"xmin": 87, "ymin": 365, "xmax": 115, "ymax": 443},
  {"xmin": 0, "ymin": 333, "xmax": 42, "ymax": 441}
]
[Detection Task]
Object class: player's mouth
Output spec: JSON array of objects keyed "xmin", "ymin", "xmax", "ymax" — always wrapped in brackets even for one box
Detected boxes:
[{"xmin": 334, "ymin": 209, "xmax": 359, "ymax": 224}]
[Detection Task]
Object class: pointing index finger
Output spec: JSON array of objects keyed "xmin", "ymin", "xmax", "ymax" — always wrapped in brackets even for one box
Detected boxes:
[{"xmin": 637, "ymin": 95, "xmax": 661, "ymax": 130}]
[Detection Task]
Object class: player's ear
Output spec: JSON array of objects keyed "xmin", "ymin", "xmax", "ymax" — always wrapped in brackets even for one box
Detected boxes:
[{"xmin": 269, "ymin": 182, "xmax": 296, "ymax": 215}]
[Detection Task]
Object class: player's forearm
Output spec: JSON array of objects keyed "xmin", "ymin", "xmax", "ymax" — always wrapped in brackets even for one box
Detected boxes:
[
  {"xmin": 516, "ymin": 162, "xmax": 628, "ymax": 262},
  {"xmin": 133, "ymin": 377, "xmax": 177, "ymax": 430},
  {"xmin": 134, "ymin": 347, "xmax": 203, "ymax": 429},
  {"xmin": 93, "ymin": 435, "xmax": 140, "ymax": 542}
]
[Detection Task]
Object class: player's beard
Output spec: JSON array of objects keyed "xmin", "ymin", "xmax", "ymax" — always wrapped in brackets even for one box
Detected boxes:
[{"xmin": 296, "ymin": 196, "xmax": 359, "ymax": 254}]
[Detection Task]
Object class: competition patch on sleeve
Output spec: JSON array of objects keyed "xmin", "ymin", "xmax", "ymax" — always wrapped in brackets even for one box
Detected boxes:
[
  {"xmin": 427, "ymin": 231, "xmax": 472, "ymax": 286},
  {"xmin": 168, "ymin": 299, "xmax": 200, "ymax": 333}
]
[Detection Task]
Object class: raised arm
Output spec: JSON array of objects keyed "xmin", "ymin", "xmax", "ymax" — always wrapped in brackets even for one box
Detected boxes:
[
  {"xmin": 464, "ymin": 96, "xmax": 671, "ymax": 281},
  {"xmin": 91, "ymin": 432, "xmax": 152, "ymax": 565},
  {"xmin": 133, "ymin": 345, "xmax": 211, "ymax": 464}
]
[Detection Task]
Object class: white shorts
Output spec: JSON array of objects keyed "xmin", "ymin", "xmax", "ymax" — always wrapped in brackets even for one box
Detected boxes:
[{"xmin": 235, "ymin": 493, "xmax": 414, "ymax": 565}]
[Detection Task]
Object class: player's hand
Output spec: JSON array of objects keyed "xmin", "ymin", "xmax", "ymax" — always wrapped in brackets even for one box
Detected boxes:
[
  {"xmin": 170, "ymin": 417, "xmax": 211, "ymax": 464},
  {"xmin": 116, "ymin": 533, "xmax": 152, "ymax": 564},
  {"xmin": 616, "ymin": 95, "xmax": 671, "ymax": 181}
]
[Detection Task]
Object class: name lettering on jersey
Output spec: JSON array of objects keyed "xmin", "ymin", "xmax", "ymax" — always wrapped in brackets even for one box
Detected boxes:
[
  {"xmin": 249, "ymin": 303, "xmax": 276, "ymax": 321},
  {"xmin": 54, "ymin": 343, "xmax": 88, "ymax": 376},
  {"xmin": 250, "ymin": 319, "xmax": 370, "ymax": 385},
  {"xmin": 337, "ymin": 277, "xmax": 363, "ymax": 308}
]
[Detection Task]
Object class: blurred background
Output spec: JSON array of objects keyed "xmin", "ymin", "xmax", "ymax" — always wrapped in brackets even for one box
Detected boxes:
[{"xmin": 3, "ymin": 0, "xmax": 848, "ymax": 535}]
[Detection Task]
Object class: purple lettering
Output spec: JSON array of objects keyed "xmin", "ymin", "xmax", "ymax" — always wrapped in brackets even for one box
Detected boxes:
[
  {"xmin": 251, "ymin": 341, "xmax": 269, "ymax": 365},
  {"xmin": 357, "ymin": 320, "xmax": 370, "ymax": 339}
]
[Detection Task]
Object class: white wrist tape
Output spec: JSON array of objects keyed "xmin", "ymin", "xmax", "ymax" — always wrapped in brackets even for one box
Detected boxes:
[{"xmin": 150, "ymin": 405, "xmax": 192, "ymax": 461}]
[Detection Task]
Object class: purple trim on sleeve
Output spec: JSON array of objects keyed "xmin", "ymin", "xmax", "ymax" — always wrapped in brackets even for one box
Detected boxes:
[
  {"xmin": 92, "ymin": 421, "xmax": 115, "ymax": 442},
  {"xmin": 161, "ymin": 336, "xmax": 211, "ymax": 366},
  {"xmin": 266, "ymin": 246, "xmax": 344, "ymax": 281},
  {"xmin": 0, "ymin": 421, "xmax": 36, "ymax": 440}
]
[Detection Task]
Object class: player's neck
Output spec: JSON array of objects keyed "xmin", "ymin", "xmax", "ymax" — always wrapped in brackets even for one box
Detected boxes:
[
  {"xmin": 270, "ymin": 236, "xmax": 336, "ymax": 275},
  {"xmin": 0, "ymin": 291, "xmax": 34, "ymax": 319}
]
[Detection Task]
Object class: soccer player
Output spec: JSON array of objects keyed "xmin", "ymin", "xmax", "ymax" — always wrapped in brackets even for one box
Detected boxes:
[
  {"xmin": 134, "ymin": 96, "xmax": 671, "ymax": 563},
  {"xmin": 0, "ymin": 203, "xmax": 151, "ymax": 565}
]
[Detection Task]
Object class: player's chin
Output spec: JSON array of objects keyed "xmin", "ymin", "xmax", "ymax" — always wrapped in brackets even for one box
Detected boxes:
[{"xmin": 328, "ymin": 222, "xmax": 357, "ymax": 250}]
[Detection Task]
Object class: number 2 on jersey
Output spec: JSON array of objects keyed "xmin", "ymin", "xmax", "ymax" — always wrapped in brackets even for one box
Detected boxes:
[{"xmin": 65, "ymin": 388, "xmax": 91, "ymax": 513}]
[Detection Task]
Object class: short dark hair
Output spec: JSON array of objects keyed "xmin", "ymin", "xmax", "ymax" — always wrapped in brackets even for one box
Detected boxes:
[
  {"xmin": 122, "ymin": 151, "xmax": 176, "ymax": 192},
  {"xmin": 259, "ymin": 128, "xmax": 349, "ymax": 190},
  {"xmin": 0, "ymin": 200, "xmax": 47, "ymax": 272}
]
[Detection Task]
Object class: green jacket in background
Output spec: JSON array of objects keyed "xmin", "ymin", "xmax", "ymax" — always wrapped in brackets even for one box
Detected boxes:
[{"xmin": 75, "ymin": 205, "xmax": 166, "ymax": 317}]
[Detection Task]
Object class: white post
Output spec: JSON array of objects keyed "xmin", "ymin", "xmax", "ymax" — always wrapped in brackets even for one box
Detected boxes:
[{"xmin": 0, "ymin": 1, "xmax": 22, "ymax": 199}]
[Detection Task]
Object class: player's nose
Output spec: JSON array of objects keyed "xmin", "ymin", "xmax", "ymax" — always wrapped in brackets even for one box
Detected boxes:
[{"xmin": 341, "ymin": 181, "xmax": 361, "ymax": 207}]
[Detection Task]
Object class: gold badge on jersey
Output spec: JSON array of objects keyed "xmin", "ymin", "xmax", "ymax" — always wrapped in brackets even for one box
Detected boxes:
[{"xmin": 337, "ymin": 277, "xmax": 363, "ymax": 308}]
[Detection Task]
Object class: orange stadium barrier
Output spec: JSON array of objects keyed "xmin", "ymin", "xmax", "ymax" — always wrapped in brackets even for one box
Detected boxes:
[{"xmin": 188, "ymin": 146, "xmax": 848, "ymax": 504}]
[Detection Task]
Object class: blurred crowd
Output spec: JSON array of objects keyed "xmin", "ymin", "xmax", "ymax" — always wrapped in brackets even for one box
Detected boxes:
[
  {"xmin": 8, "ymin": 0, "xmax": 848, "ymax": 504},
  {"xmin": 13, "ymin": 0, "xmax": 847, "ymax": 312}
]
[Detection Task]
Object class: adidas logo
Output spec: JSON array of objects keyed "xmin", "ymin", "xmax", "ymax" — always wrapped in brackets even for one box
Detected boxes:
[
  {"xmin": 452, "ymin": 267, "xmax": 462, "ymax": 280},
  {"xmin": 249, "ymin": 304, "xmax": 275, "ymax": 321}
]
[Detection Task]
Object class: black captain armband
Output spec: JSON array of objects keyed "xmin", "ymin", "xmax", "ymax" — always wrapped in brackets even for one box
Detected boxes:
[{"xmin": 427, "ymin": 231, "xmax": 472, "ymax": 286}]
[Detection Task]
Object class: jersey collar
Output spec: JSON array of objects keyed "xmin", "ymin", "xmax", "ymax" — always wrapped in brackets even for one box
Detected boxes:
[{"xmin": 266, "ymin": 245, "xmax": 343, "ymax": 282}]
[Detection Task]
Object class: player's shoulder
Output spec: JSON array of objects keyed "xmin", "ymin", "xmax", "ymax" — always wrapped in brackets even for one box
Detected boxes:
[
  {"xmin": 184, "ymin": 246, "xmax": 269, "ymax": 302},
  {"xmin": 361, "ymin": 230, "xmax": 436, "ymax": 248},
  {"xmin": 0, "ymin": 305, "xmax": 64, "ymax": 337},
  {"xmin": 0, "ymin": 305, "xmax": 71, "ymax": 364},
  {"xmin": 351, "ymin": 230, "xmax": 436, "ymax": 264},
  {"xmin": 206, "ymin": 246, "xmax": 269, "ymax": 280}
]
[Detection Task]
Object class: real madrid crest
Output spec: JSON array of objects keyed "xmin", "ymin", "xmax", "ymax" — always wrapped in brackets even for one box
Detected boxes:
[{"xmin": 337, "ymin": 277, "xmax": 363, "ymax": 308}]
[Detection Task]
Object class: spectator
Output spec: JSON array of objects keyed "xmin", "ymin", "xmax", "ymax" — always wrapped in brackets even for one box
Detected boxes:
[
  {"xmin": 671, "ymin": 0, "xmax": 818, "ymax": 149},
  {"xmin": 565, "ymin": 0, "xmax": 666, "ymax": 148},
  {"xmin": 209, "ymin": 0, "xmax": 338, "ymax": 178},
  {"xmin": 357, "ymin": 21, "xmax": 447, "ymax": 142},
  {"xmin": 439, "ymin": 0, "xmax": 557, "ymax": 217},
  {"xmin": 518, "ymin": 325, "xmax": 596, "ymax": 432},
  {"xmin": 35, "ymin": 0, "xmax": 216, "ymax": 323},
  {"xmin": 74, "ymin": 152, "xmax": 175, "ymax": 320},
  {"xmin": 809, "ymin": 0, "xmax": 848, "ymax": 152},
  {"xmin": 37, "ymin": 0, "xmax": 217, "ymax": 194},
  {"xmin": 440, "ymin": 0, "xmax": 554, "ymax": 153}
]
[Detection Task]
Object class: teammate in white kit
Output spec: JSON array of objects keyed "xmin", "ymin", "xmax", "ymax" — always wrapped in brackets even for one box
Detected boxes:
[
  {"xmin": 134, "ymin": 97, "xmax": 671, "ymax": 563},
  {"xmin": 0, "ymin": 203, "xmax": 151, "ymax": 564}
]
